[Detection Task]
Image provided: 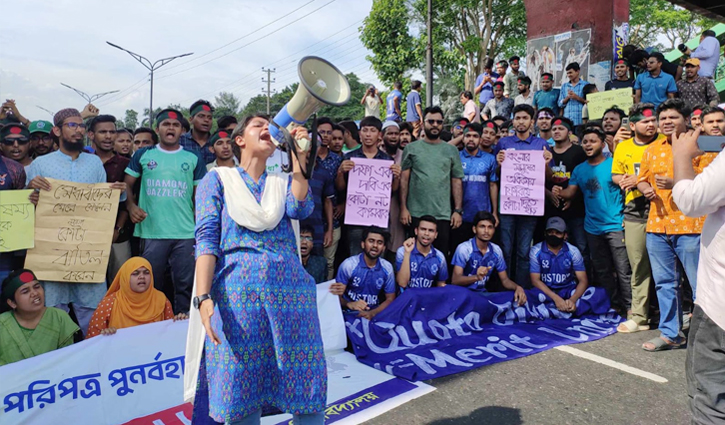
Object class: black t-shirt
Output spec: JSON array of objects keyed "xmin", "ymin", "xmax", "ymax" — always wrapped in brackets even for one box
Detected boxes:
[
  {"xmin": 661, "ymin": 59, "xmax": 679, "ymax": 79},
  {"xmin": 546, "ymin": 144, "xmax": 588, "ymax": 219},
  {"xmin": 605, "ymin": 79, "xmax": 635, "ymax": 91}
]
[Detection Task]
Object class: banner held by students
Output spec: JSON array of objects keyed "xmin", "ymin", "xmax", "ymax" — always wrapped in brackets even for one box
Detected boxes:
[
  {"xmin": 344, "ymin": 158, "xmax": 394, "ymax": 227},
  {"xmin": 0, "ymin": 189, "xmax": 34, "ymax": 252},
  {"xmin": 24, "ymin": 178, "xmax": 120, "ymax": 283}
]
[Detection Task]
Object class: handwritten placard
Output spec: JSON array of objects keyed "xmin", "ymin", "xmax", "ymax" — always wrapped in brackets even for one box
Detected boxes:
[
  {"xmin": 587, "ymin": 88, "xmax": 633, "ymax": 120},
  {"xmin": 0, "ymin": 190, "xmax": 35, "ymax": 252},
  {"xmin": 24, "ymin": 179, "xmax": 120, "ymax": 283},
  {"xmin": 500, "ymin": 150, "xmax": 546, "ymax": 216},
  {"xmin": 344, "ymin": 158, "xmax": 394, "ymax": 227}
]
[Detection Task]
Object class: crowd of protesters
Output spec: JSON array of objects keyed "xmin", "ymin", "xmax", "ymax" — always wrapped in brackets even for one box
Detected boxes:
[{"xmin": 0, "ymin": 30, "xmax": 724, "ymax": 421}]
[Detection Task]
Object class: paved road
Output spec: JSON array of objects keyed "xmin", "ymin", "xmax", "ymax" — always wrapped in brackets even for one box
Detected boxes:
[{"xmin": 364, "ymin": 329, "xmax": 690, "ymax": 425}]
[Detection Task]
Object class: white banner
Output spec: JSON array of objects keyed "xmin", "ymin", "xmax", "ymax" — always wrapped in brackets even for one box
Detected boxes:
[{"xmin": 0, "ymin": 282, "xmax": 432, "ymax": 425}]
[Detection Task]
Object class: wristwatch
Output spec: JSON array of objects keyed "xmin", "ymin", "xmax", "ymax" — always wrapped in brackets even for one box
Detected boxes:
[
  {"xmin": 193, "ymin": 294, "xmax": 212, "ymax": 309},
  {"xmin": 454, "ymin": 208, "xmax": 464, "ymax": 215}
]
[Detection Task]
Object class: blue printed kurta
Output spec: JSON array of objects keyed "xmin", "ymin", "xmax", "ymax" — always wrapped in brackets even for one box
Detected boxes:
[{"xmin": 194, "ymin": 168, "xmax": 327, "ymax": 422}]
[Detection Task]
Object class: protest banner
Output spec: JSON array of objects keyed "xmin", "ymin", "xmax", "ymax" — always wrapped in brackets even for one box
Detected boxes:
[
  {"xmin": 0, "ymin": 283, "xmax": 434, "ymax": 425},
  {"xmin": 346, "ymin": 285, "xmax": 621, "ymax": 380},
  {"xmin": 0, "ymin": 189, "xmax": 34, "ymax": 252},
  {"xmin": 586, "ymin": 88, "xmax": 633, "ymax": 120},
  {"xmin": 500, "ymin": 150, "xmax": 546, "ymax": 216},
  {"xmin": 344, "ymin": 158, "xmax": 394, "ymax": 227},
  {"xmin": 24, "ymin": 179, "xmax": 119, "ymax": 283}
]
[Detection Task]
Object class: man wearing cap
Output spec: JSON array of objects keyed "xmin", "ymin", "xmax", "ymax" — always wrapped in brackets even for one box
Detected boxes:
[
  {"xmin": 406, "ymin": 81, "xmax": 424, "ymax": 137},
  {"xmin": 361, "ymin": 85, "xmax": 382, "ymax": 119},
  {"xmin": 179, "ymin": 99, "xmax": 216, "ymax": 165},
  {"xmin": 88, "ymin": 114, "xmax": 132, "ymax": 284},
  {"xmin": 682, "ymin": 29, "xmax": 721, "ymax": 79},
  {"xmin": 379, "ymin": 121, "xmax": 406, "ymax": 255},
  {"xmin": 124, "ymin": 108, "xmax": 207, "ymax": 314},
  {"xmin": 451, "ymin": 122, "xmax": 499, "ymax": 250},
  {"xmin": 503, "ymin": 56, "xmax": 526, "ymax": 99},
  {"xmin": 460, "ymin": 91, "xmax": 481, "ymax": 123},
  {"xmin": 634, "ymin": 52, "xmax": 677, "ymax": 106},
  {"xmin": 605, "ymin": 59, "xmax": 635, "ymax": 91},
  {"xmin": 533, "ymin": 73, "xmax": 560, "ymax": 116},
  {"xmin": 611, "ymin": 103, "xmax": 662, "ymax": 333},
  {"xmin": 530, "ymin": 217, "xmax": 589, "ymax": 312},
  {"xmin": 206, "ymin": 129, "xmax": 238, "ymax": 171},
  {"xmin": 482, "ymin": 81, "xmax": 515, "ymax": 121},
  {"xmin": 474, "ymin": 59, "xmax": 499, "ymax": 108},
  {"xmin": 28, "ymin": 120, "xmax": 55, "ymax": 157},
  {"xmin": 514, "ymin": 77, "xmax": 534, "ymax": 106},
  {"xmin": 0, "ymin": 122, "xmax": 33, "ymax": 168},
  {"xmin": 25, "ymin": 108, "xmax": 125, "ymax": 335},
  {"xmin": 677, "ymin": 58, "xmax": 719, "ymax": 112}
]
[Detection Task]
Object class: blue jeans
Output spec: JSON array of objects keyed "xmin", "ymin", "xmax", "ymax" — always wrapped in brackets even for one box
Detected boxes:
[
  {"xmin": 646, "ymin": 233, "xmax": 700, "ymax": 340},
  {"xmin": 226, "ymin": 409, "xmax": 325, "ymax": 425},
  {"xmin": 499, "ymin": 214, "xmax": 538, "ymax": 288}
]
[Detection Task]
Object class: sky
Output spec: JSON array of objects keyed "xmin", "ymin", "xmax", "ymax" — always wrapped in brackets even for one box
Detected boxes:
[{"xmin": 0, "ymin": 0, "xmax": 380, "ymax": 122}]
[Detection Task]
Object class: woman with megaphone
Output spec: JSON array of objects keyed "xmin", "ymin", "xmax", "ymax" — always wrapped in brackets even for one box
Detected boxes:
[{"xmin": 187, "ymin": 113, "xmax": 327, "ymax": 425}]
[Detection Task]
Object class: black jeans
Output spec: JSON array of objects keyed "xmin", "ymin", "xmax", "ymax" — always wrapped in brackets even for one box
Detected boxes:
[
  {"xmin": 687, "ymin": 305, "xmax": 725, "ymax": 424},
  {"xmin": 586, "ymin": 230, "xmax": 632, "ymax": 311}
]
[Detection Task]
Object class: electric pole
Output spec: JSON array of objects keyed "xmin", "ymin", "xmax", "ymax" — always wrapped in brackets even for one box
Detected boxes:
[
  {"xmin": 425, "ymin": 0, "xmax": 433, "ymax": 107},
  {"xmin": 262, "ymin": 68, "xmax": 276, "ymax": 114}
]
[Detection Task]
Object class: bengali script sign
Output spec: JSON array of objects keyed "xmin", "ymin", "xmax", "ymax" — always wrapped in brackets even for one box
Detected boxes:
[
  {"xmin": 500, "ymin": 150, "xmax": 546, "ymax": 216},
  {"xmin": 587, "ymin": 88, "xmax": 633, "ymax": 120},
  {"xmin": 0, "ymin": 189, "xmax": 34, "ymax": 252},
  {"xmin": 346, "ymin": 286, "xmax": 621, "ymax": 380},
  {"xmin": 344, "ymin": 158, "xmax": 394, "ymax": 227},
  {"xmin": 24, "ymin": 179, "xmax": 120, "ymax": 283}
]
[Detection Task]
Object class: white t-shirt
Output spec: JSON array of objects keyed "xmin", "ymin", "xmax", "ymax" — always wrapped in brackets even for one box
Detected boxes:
[{"xmin": 364, "ymin": 96, "xmax": 381, "ymax": 118}]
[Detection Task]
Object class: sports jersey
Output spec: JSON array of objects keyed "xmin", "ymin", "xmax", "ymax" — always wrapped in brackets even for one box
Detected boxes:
[
  {"xmin": 395, "ymin": 245, "xmax": 448, "ymax": 289},
  {"xmin": 529, "ymin": 241, "xmax": 585, "ymax": 290},
  {"xmin": 336, "ymin": 254, "xmax": 395, "ymax": 308},
  {"xmin": 451, "ymin": 239, "xmax": 507, "ymax": 292}
]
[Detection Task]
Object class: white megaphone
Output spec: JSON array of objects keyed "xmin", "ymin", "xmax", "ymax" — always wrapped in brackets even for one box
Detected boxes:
[{"xmin": 268, "ymin": 56, "xmax": 351, "ymax": 177}]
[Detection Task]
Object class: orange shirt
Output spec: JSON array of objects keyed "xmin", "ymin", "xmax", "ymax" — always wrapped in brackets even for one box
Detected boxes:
[
  {"xmin": 85, "ymin": 293, "xmax": 174, "ymax": 339},
  {"xmin": 638, "ymin": 138, "xmax": 715, "ymax": 234}
]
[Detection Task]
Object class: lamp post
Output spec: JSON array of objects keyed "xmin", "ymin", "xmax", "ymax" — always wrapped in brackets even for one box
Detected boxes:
[
  {"xmin": 106, "ymin": 42, "xmax": 193, "ymax": 126},
  {"xmin": 60, "ymin": 83, "xmax": 120, "ymax": 104}
]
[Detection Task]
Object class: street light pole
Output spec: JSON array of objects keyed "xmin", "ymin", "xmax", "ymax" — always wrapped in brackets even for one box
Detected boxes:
[
  {"xmin": 106, "ymin": 42, "xmax": 193, "ymax": 126},
  {"xmin": 425, "ymin": 0, "xmax": 433, "ymax": 107},
  {"xmin": 60, "ymin": 83, "xmax": 120, "ymax": 104}
]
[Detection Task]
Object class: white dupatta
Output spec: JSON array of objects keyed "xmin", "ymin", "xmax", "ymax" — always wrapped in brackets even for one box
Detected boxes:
[{"xmin": 183, "ymin": 167, "xmax": 289, "ymax": 403}]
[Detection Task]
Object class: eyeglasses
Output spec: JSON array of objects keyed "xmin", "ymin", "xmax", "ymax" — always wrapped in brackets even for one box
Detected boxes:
[
  {"xmin": 1, "ymin": 137, "xmax": 29, "ymax": 146},
  {"xmin": 300, "ymin": 236, "xmax": 314, "ymax": 242},
  {"xmin": 30, "ymin": 135, "xmax": 53, "ymax": 143},
  {"xmin": 426, "ymin": 119, "xmax": 444, "ymax": 126},
  {"xmin": 318, "ymin": 130, "xmax": 333, "ymax": 136},
  {"xmin": 63, "ymin": 122, "xmax": 87, "ymax": 131}
]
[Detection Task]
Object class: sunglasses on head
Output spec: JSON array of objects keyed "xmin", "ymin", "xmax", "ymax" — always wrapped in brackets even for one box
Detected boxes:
[{"xmin": 1, "ymin": 137, "xmax": 29, "ymax": 146}]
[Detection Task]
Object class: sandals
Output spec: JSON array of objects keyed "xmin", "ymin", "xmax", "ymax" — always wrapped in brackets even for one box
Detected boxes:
[
  {"xmin": 617, "ymin": 319, "xmax": 650, "ymax": 333},
  {"xmin": 642, "ymin": 336, "xmax": 686, "ymax": 352}
]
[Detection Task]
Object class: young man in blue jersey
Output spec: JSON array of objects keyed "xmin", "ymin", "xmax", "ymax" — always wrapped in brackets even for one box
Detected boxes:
[
  {"xmin": 451, "ymin": 211, "xmax": 527, "ymax": 305},
  {"xmin": 396, "ymin": 216, "xmax": 449, "ymax": 291},
  {"xmin": 125, "ymin": 108, "xmax": 207, "ymax": 313},
  {"xmin": 530, "ymin": 217, "xmax": 589, "ymax": 312},
  {"xmin": 330, "ymin": 227, "xmax": 396, "ymax": 320}
]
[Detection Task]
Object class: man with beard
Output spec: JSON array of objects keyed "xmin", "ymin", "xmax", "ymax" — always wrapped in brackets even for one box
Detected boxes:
[
  {"xmin": 398, "ymin": 122, "xmax": 413, "ymax": 150},
  {"xmin": 504, "ymin": 56, "xmax": 526, "ymax": 99},
  {"xmin": 124, "ymin": 108, "xmax": 206, "ymax": 314},
  {"xmin": 495, "ymin": 104, "xmax": 552, "ymax": 287},
  {"xmin": 451, "ymin": 211, "xmax": 527, "ymax": 305},
  {"xmin": 554, "ymin": 127, "xmax": 632, "ymax": 315},
  {"xmin": 636, "ymin": 99, "xmax": 711, "ymax": 351},
  {"xmin": 536, "ymin": 108, "xmax": 555, "ymax": 146},
  {"xmin": 337, "ymin": 117, "xmax": 400, "ymax": 256},
  {"xmin": 401, "ymin": 106, "xmax": 464, "ymax": 259},
  {"xmin": 25, "ymin": 108, "xmax": 125, "ymax": 335},
  {"xmin": 676, "ymin": 59, "xmax": 719, "ymax": 113},
  {"xmin": 0, "ymin": 123, "xmax": 32, "ymax": 168},
  {"xmin": 611, "ymin": 103, "xmax": 662, "ymax": 333},
  {"xmin": 514, "ymin": 77, "xmax": 534, "ymax": 106},
  {"xmin": 546, "ymin": 117, "xmax": 588, "ymax": 271},
  {"xmin": 132, "ymin": 127, "xmax": 158, "ymax": 152},
  {"xmin": 300, "ymin": 225, "xmax": 328, "ymax": 284},
  {"xmin": 480, "ymin": 120, "xmax": 498, "ymax": 154},
  {"xmin": 88, "ymin": 115, "xmax": 131, "ymax": 284},
  {"xmin": 330, "ymin": 227, "xmax": 396, "ymax": 320},
  {"xmin": 396, "ymin": 216, "xmax": 448, "ymax": 290},
  {"xmin": 634, "ymin": 53, "xmax": 677, "ymax": 106},
  {"xmin": 451, "ymin": 122, "xmax": 498, "ymax": 250},
  {"xmin": 533, "ymin": 74, "xmax": 560, "ymax": 116},
  {"xmin": 379, "ymin": 121, "xmax": 406, "ymax": 254},
  {"xmin": 329, "ymin": 124, "xmax": 345, "ymax": 156},
  {"xmin": 605, "ymin": 59, "xmax": 635, "ymax": 91},
  {"xmin": 180, "ymin": 99, "xmax": 215, "ymax": 164},
  {"xmin": 602, "ymin": 107, "xmax": 625, "ymax": 153},
  {"xmin": 530, "ymin": 217, "xmax": 588, "ymax": 312},
  {"xmin": 700, "ymin": 106, "xmax": 725, "ymax": 137},
  {"xmin": 447, "ymin": 117, "xmax": 469, "ymax": 149},
  {"xmin": 482, "ymin": 82, "xmax": 514, "ymax": 121},
  {"xmin": 28, "ymin": 120, "xmax": 54, "ymax": 158}
]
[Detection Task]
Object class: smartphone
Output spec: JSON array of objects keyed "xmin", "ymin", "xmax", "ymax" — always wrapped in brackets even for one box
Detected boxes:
[
  {"xmin": 621, "ymin": 117, "xmax": 629, "ymax": 128},
  {"xmin": 697, "ymin": 135, "xmax": 725, "ymax": 152}
]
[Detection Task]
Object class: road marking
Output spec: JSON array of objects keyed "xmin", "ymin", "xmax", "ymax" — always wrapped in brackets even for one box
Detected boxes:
[{"xmin": 554, "ymin": 345, "xmax": 669, "ymax": 383}]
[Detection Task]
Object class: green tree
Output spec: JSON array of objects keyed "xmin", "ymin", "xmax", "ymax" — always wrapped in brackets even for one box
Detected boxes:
[
  {"xmin": 123, "ymin": 109, "xmax": 139, "ymax": 129},
  {"xmin": 213, "ymin": 92, "xmax": 242, "ymax": 118},
  {"xmin": 629, "ymin": 0, "xmax": 716, "ymax": 50}
]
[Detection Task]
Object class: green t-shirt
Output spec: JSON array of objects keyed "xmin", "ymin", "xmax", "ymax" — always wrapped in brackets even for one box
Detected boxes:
[
  {"xmin": 126, "ymin": 145, "xmax": 206, "ymax": 239},
  {"xmin": 401, "ymin": 139, "xmax": 464, "ymax": 220}
]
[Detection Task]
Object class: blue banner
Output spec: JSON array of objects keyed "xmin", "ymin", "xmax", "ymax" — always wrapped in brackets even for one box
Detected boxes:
[{"xmin": 345, "ymin": 286, "xmax": 622, "ymax": 380}]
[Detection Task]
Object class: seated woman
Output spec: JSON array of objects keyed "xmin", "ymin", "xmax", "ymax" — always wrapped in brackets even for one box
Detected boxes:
[
  {"xmin": 86, "ymin": 257, "xmax": 186, "ymax": 338},
  {"xmin": 0, "ymin": 269, "xmax": 79, "ymax": 366}
]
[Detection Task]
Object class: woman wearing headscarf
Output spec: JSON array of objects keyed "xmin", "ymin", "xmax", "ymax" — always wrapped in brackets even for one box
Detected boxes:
[
  {"xmin": 188, "ymin": 115, "xmax": 326, "ymax": 425},
  {"xmin": 85, "ymin": 257, "xmax": 186, "ymax": 339}
]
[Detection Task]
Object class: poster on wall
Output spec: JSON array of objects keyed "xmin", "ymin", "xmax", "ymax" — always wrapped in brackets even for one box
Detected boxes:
[{"xmin": 526, "ymin": 29, "xmax": 591, "ymax": 91}]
